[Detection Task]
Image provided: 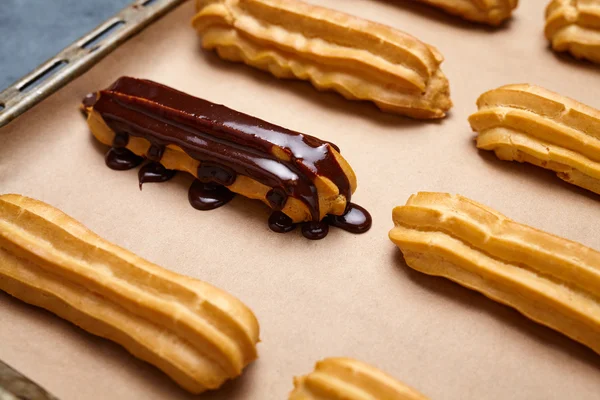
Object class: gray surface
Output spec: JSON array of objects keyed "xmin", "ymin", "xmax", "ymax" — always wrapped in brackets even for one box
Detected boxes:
[
  {"xmin": 0, "ymin": 0, "xmax": 131, "ymax": 91},
  {"xmin": 0, "ymin": 360, "xmax": 58, "ymax": 400}
]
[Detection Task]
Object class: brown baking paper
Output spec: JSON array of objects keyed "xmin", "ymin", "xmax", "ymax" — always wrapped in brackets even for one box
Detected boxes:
[{"xmin": 1, "ymin": 1, "xmax": 599, "ymax": 399}]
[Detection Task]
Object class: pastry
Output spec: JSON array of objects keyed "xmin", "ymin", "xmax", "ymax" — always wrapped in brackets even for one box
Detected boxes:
[
  {"xmin": 414, "ymin": 0, "xmax": 518, "ymax": 26},
  {"xmin": 469, "ymin": 84, "xmax": 600, "ymax": 195},
  {"xmin": 389, "ymin": 192, "xmax": 600, "ymax": 355},
  {"xmin": 82, "ymin": 77, "xmax": 371, "ymax": 240},
  {"xmin": 290, "ymin": 358, "xmax": 429, "ymax": 400},
  {"xmin": 0, "ymin": 194, "xmax": 260, "ymax": 393},
  {"xmin": 545, "ymin": 0, "xmax": 600, "ymax": 64},
  {"xmin": 192, "ymin": 0, "xmax": 452, "ymax": 119}
]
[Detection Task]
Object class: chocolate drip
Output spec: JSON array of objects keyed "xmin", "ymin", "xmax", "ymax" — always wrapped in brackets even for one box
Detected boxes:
[
  {"xmin": 266, "ymin": 188, "xmax": 287, "ymax": 211},
  {"xmin": 105, "ymin": 147, "xmax": 143, "ymax": 170},
  {"xmin": 197, "ymin": 163, "xmax": 236, "ymax": 186},
  {"xmin": 301, "ymin": 221, "xmax": 329, "ymax": 240},
  {"xmin": 326, "ymin": 203, "xmax": 372, "ymax": 234},
  {"xmin": 138, "ymin": 162, "xmax": 176, "ymax": 189},
  {"xmin": 268, "ymin": 211, "xmax": 296, "ymax": 233},
  {"xmin": 112, "ymin": 133, "xmax": 129, "ymax": 148},
  {"xmin": 146, "ymin": 144, "xmax": 165, "ymax": 161},
  {"xmin": 92, "ymin": 77, "xmax": 350, "ymax": 222},
  {"xmin": 188, "ymin": 180, "xmax": 235, "ymax": 210}
]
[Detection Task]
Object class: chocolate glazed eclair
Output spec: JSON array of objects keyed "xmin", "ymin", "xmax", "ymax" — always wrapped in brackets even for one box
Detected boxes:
[{"xmin": 82, "ymin": 77, "xmax": 371, "ymax": 239}]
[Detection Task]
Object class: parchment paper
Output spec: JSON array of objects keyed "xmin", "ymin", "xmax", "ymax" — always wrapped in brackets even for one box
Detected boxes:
[{"xmin": 1, "ymin": 1, "xmax": 599, "ymax": 399}]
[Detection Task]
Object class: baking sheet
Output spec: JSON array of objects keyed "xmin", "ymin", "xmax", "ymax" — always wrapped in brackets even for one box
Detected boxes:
[
  {"xmin": 0, "ymin": 0, "xmax": 131, "ymax": 91},
  {"xmin": 1, "ymin": 1, "xmax": 599, "ymax": 399}
]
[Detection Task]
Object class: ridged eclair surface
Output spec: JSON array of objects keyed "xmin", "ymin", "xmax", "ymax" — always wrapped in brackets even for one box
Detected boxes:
[
  {"xmin": 415, "ymin": 0, "xmax": 518, "ymax": 25},
  {"xmin": 469, "ymin": 84, "xmax": 600, "ymax": 195},
  {"xmin": 545, "ymin": 0, "xmax": 600, "ymax": 64},
  {"xmin": 192, "ymin": 0, "xmax": 452, "ymax": 119},
  {"xmin": 289, "ymin": 358, "xmax": 429, "ymax": 400},
  {"xmin": 389, "ymin": 192, "xmax": 600, "ymax": 355},
  {"xmin": 0, "ymin": 194, "xmax": 260, "ymax": 394}
]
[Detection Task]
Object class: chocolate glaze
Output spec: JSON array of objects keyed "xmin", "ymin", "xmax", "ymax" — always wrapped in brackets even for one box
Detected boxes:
[
  {"xmin": 138, "ymin": 162, "xmax": 176, "ymax": 190},
  {"xmin": 92, "ymin": 77, "xmax": 348, "ymax": 222},
  {"xmin": 268, "ymin": 211, "xmax": 297, "ymax": 233},
  {"xmin": 326, "ymin": 203, "xmax": 372, "ymax": 234},
  {"xmin": 197, "ymin": 163, "xmax": 236, "ymax": 186},
  {"xmin": 88, "ymin": 77, "xmax": 371, "ymax": 239},
  {"xmin": 105, "ymin": 147, "xmax": 143, "ymax": 170},
  {"xmin": 188, "ymin": 180, "xmax": 235, "ymax": 210}
]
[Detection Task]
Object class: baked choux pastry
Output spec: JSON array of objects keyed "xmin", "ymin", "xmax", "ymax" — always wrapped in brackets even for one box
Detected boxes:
[
  {"xmin": 469, "ymin": 84, "xmax": 600, "ymax": 195},
  {"xmin": 0, "ymin": 194, "xmax": 260, "ymax": 393},
  {"xmin": 415, "ymin": 0, "xmax": 518, "ymax": 26},
  {"xmin": 192, "ymin": 0, "xmax": 452, "ymax": 119},
  {"xmin": 390, "ymin": 192, "xmax": 600, "ymax": 355},
  {"xmin": 545, "ymin": 0, "xmax": 600, "ymax": 64},
  {"xmin": 290, "ymin": 358, "xmax": 429, "ymax": 400}
]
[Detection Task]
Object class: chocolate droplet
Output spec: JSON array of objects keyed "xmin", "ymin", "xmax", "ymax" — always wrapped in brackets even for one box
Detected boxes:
[
  {"xmin": 138, "ymin": 162, "xmax": 176, "ymax": 190},
  {"xmin": 266, "ymin": 188, "xmax": 288, "ymax": 211},
  {"xmin": 326, "ymin": 203, "xmax": 372, "ymax": 234},
  {"xmin": 301, "ymin": 221, "xmax": 329, "ymax": 240},
  {"xmin": 105, "ymin": 147, "xmax": 143, "ymax": 170},
  {"xmin": 188, "ymin": 180, "xmax": 235, "ymax": 210},
  {"xmin": 268, "ymin": 211, "xmax": 296, "ymax": 233}
]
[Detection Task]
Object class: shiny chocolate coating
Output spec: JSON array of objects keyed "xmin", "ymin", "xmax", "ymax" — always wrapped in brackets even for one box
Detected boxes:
[
  {"xmin": 105, "ymin": 147, "xmax": 143, "ymax": 170},
  {"xmin": 93, "ymin": 77, "xmax": 348, "ymax": 221},
  {"xmin": 301, "ymin": 221, "xmax": 329, "ymax": 240},
  {"xmin": 138, "ymin": 162, "xmax": 176, "ymax": 190},
  {"xmin": 268, "ymin": 211, "xmax": 296, "ymax": 233},
  {"xmin": 188, "ymin": 180, "xmax": 235, "ymax": 211},
  {"xmin": 326, "ymin": 203, "xmax": 372, "ymax": 234},
  {"xmin": 88, "ymin": 77, "xmax": 371, "ymax": 239}
]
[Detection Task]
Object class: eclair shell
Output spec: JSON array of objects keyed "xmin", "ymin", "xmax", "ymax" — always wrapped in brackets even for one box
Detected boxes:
[
  {"xmin": 545, "ymin": 0, "xmax": 600, "ymax": 64},
  {"xmin": 415, "ymin": 0, "xmax": 518, "ymax": 25},
  {"xmin": 390, "ymin": 192, "xmax": 600, "ymax": 355},
  {"xmin": 469, "ymin": 84, "xmax": 600, "ymax": 195},
  {"xmin": 290, "ymin": 357, "xmax": 429, "ymax": 400},
  {"xmin": 0, "ymin": 194, "xmax": 260, "ymax": 393},
  {"xmin": 193, "ymin": 0, "xmax": 452, "ymax": 119}
]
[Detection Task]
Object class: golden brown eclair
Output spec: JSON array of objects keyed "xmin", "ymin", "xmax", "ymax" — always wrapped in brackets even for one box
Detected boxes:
[
  {"xmin": 192, "ymin": 0, "xmax": 452, "ymax": 119},
  {"xmin": 390, "ymin": 192, "xmax": 600, "ymax": 355},
  {"xmin": 83, "ymin": 77, "xmax": 368, "ymax": 241},
  {"xmin": 545, "ymin": 0, "xmax": 600, "ymax": 64},
  {"xmin": 290, "ymin": 358, "xmax": 429, "ymax": 400},
  {"xmin": 469, "ymin": 84, "xmax": 600, "ymax": 195},
  {"xmin": 414, "ymin": 0, "xmax": 518, "ymax": 26},
  {"xmin": 0, "ymin": 194, "xmax": 260, "ymax": 394}
]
